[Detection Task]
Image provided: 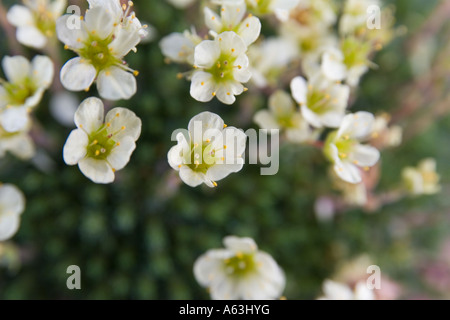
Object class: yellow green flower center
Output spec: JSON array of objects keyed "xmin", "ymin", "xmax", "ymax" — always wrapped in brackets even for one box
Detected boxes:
[
  {"xmin": 86, "ymin": 126, "xmax": 117, "ymax": 160},
  {"xmin": 79, "ymin": 35, "xmax": 120, "ymax": 73},
  {"xmin": 207, "ymin": 52, "xmax": 238, "ymax": 84},
  {"xmin": 224, "ymin": 252, "xmax": 257, "ymax": 277},
  {"xmin": 324, "ymin": 131, "xmax": 357, "ymax": 162},
  {"xmin": 3, "ymin": 78, "xmax": 36, "ymax": 106},
  {"xmin": 341, "ymin": 37, "xmax": 371, "ymax": 68},
  {"xmin": 186, "ymin": 140, "xmax": 221, "ymax": 174}
]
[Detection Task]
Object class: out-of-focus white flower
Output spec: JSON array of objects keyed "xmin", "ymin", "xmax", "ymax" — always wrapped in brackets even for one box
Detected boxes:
[
  {"xmin": 402, "ymin": 158, "xmax": 440, "ymax": 196},
  {"xmin": 324, "ymin": 112, "xmax": 380, "ymax": 184},
  {"xmin": 339, "ymin": 0, "xmax": 380, "ymax": 36},
  {"xmin": 254, "ymin": 90, "xmax": 314, "ymax": 143},
  {"xmin": 321, "ymin": 38, "xmax": 372, "ymax": 87},
  {"xmin": 168, "ymin": 112, "xmax": 246, "ymax": 188},
  {"xmin": 371, "ymin": 113, "xmax": 402, "ymax": 148},
  {"xmin": 0, "ymin": 121, "xmax": 35, "ymax": 160},
  {"xmin": 49, "ymin": 91, "xmax": 79, "ymax": 127},
  {"xmin": 248, "ymin": 37, "xmax": 298, "ymax": 88},
  {"xmin": 194, "ymin": 235, "xmax": 285, "ymax": 300},
  {"xmin": 318, "ymin": 279, "xmax": 374, "ymax": 300},
  {"xmin": 287, "ymin": 0, "xmax": 337, "ymax": 31},
  {"xmin": 190, "ymin": 31, "xmax": 251, "ymax": 105},
  {"xmin": 160, "ymin": 28, "xmax": 202, "ymax": 65},
  {"xmin": 290, "ymin": 74, "xmax": 350, "ymax": 129},
  {"xmin": 0, "ymin": 184, "xmax": 25, "ymax": 242},
  {"xmin": 204, "ymin": 2, "xmax": 261, "ymax": 46},
  {"xmin": 63, "ymin": 97, "xmax": 142, "ymax": 184},
  {"xmin": 330, "ymin": 168, "xmax": 368, "ymax": 206},
  {"xmin": 0, "ymin": 55, "xmax": 53, "ymax": 133},
  {"xmin": 246, "ymin": 0, "xmax": 300, "ymax": 21},
  {"xmin": 56, "ymin": 1, "xmax": 146, "ymax": 100},
  {"xmin": 166, "ymin": 0, "xmax": 196, "ymax": 9},
  {"xmin": 7, "ymin": 0, "xmax": 67, "ymax": 49}
]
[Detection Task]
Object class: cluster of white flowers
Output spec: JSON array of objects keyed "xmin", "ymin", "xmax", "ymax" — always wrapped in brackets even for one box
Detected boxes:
[
  {"xmin": 402, "ymin": 158, "xmax": 440, "ymax": 196},
  {"xmin": 56, "ymin": 0, "xmax": 147, "ymax": 100},
  {"xmin": 160, "ymin": 0, "xmax": 261, "ymax": 105},
  {"xmin": 194, "ymin": 236, "xmax": 285, "ymax": 300}
]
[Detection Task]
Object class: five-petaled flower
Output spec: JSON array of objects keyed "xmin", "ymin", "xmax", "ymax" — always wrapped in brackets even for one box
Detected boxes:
[
  {"xmin": 324, "ymin": 111, "xmax": 380, "ymax": 184},
  {"xmin": 190, "ymin": 31, "xmax": 251, "ymax": 105},
  {"xmin": 0, "ymin": 55, "xmax": 54, "ymax": 133},
  {"xmin": 56, "ymin": 0, "xmax": 146, "ymax": 100},
  {"xmin": 194, "ymin": 235, "xmax": 286, "ymax": 300},
  {"xmin": 168, "ymin": 111, "xmax": 247, "ymax": 188},
  {"xmin": 63, "ymin": 97, "xmax": 142, "ymax": 184}
]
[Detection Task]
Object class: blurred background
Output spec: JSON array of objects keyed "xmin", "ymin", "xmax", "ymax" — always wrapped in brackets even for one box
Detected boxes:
[{"xmin": 0, "ymin": 0, "xmax": 449, "ymax": 299}]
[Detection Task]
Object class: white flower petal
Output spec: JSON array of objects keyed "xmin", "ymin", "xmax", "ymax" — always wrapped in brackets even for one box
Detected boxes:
[
  {"xmin": 321, "ymin": 280, "xmax": 354, "ymax": 300},
  {"xmin": 190, "ymin": 71, "xmax": 215, "ymax": 102},
  {"xmin": 60, "ymin": 57, "xmax": 96, "ymax": 91},
  {"xmin": 218, "ymin": 31, "xmax": 247, "ymax": 56},
  {"xmin": 78, "ymin": 157, "xmax": 115, "ymax": 184},
  {"xmin": 31, "ymin": 55, "xmax": 54, "ymax": 89},
  {"xmin": 237, "ymin": 16, "xmax": 261, "ymax": 46},
  {"xmin": 337, "ymin": 112, "xmax": 375, "ymax": 140},
  {"xmin": 188, "ymin": 111, "xmax": 224, "ymax": 136},
  {"xmin": 334, "ymin": 160, "xmax": 362, "ymax": 184},
  {"xmin": 254, "ymin": 110, "xmax": 280, "ymax": 130},
  {"xmin": 179, "ymin": 166, "xmax": 205, "ymax": 187},
  {"xmin": 350, "ymin": 144, "xmax": 380, "ymax": 167},
  {"xmin": 84, "ymin": 5, "xmax": 115, "ymax": 39},
  {"xmin": 193, "ymin": 252, "xmax": 224, "ymax": 287},
  {"xmin": 2, "ymin": 56, "xmax": 30, "ymax": 83},
  {"xmin": 301, "ymin": 105, "xmax": 323, "ymax": 128},
  {"xmin": 6, "ymin": 5, "xmax": 33, "ymax": 27},
  {"xmin": 0, "ymin": 107, "xmax": 30, "ymax": 132},
  {"xmin": 159, "ymin": 32, "xmax": 195, "ymax": 64},
  {"xmin": 322, "ymin": 50, "xmax": 347, "ymax": 81},
  {"xmin": 63, "ymin": 129, "xmax": 89, "ymax": 165},
  {"xmin": 290, "ymin": 76, "xmax": 308, "ymax": 105},
  {"xmin": 56, "ymin": 15, "xmax": 88, "ymax": 49},
  {"xmin": 106, "ymin": 136, "xmax": 135, "ymax": 171},
  {"xmin": 97, "ymin": 67, "xmax": 137, "ymax": 100},
  {"xmin": 1, "ymin": 133, "xmax": 35, "ymax": 160},
  {"xmin": 194, "ymin": 39, "xmax": 221, "ymax": 68},
  {"xmin": 105, "ymin": 107, "xmax": 142, "ymax": 141},
  {"xmin": 223, "ymin": 235, "xmax": 257, "ymax": 253},
  {"xmin": 74, "ymin": 97, "xmax": 104, "ymax": 133},
  {"xmin": 16, "ymin": 26, "xmax": 47, "ymax": 49},
  {"xmin": 168, "ymin": 144, "xmax": 183, "ymax": 170},
  {"xmin": 0, "ymin": 184, "xmax": 25, "ymax": 216},
  {"xmin": 269, "ymin": 90, "xmax": 295, "ymax": 116},
  {"xmin": 204, "ymin": 7, "xmax": 222, "ymax": 32},
  {"xmin": 109, "ymin": 27, "xmax": 141, "ymax": 57},
  {"xmin": 206, "ymin": 163, "xmax": 243, "ymax": 181},
  {"xmin": 318, "ymin": 111, "xmax": 345, "ymax": 128},
  {"xmin": 0, "ymin": 212, "xmax": 21, "ymax": 241}
]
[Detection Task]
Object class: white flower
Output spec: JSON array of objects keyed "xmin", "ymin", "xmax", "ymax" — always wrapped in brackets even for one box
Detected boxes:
[
  {"xmin": 246, "ymin": 0, "xmax": 300, "ymax": 21},
  {"xmin": 194, "ymin": 235, "xmax": 285, "ymax": 300},
  {"xmin": 339, "ymin": 0, "xmax": 381, "ymax": 36},
  {"xmin": 168, "ymin": 112, "xmax": 246, "ymax": 188},
  {"xmin": 0, "ymin": 121, "xmax": 35, "ymax": 160},
  {"xmin": 63, "ymin": 97, "xmax": 142, "ymax": 184},
  {"xmin": 318, "ymin": 279, "xmax": 374, "ymax": 300},
  {"xmin": 254, "ymin": 90, "xmax": 314, "ymax": 143},
  {"xmin": 190, "ymin": 31, "xmax": 251, "ymax": 105},
  {"xmin": 330, "ymin": 168, "xmax": 367, "ymax": 206},
  {"xmin": 290, "ymin": 74, "xmax": 350, "ymax": 129},
  {"xmin": 0, "ymin": 55, "xmax": 54, "ymax": 133},
  {"xmin": 0, "ymin": 184, "xmax": 25, "ymax": 242},
  {"xmin": 324, "ymin": 112, "xmax": 380, "ymax": 184},
  {"xmin": 7, "ymin": 0, "xmax": 67, "ymax": 49},
  {"xmin": 159, "ymin": 28, "xmax": 202, "ymax": 65},
  {"xmin": 204, "ymin": 2, "xmax": 261, "ymax": 46},
  {"xmin": 321, "ymin": 39, "xmax": 372, "ymax": 87},
  {"xmin": 248, "ymin": 37, "xmax": 299, "ymax": 88},
  {"xmin": 402, "ymin": 158, "xmax": 440, "ymax": 196},
  {"xmin": 56, "ymin": 1, "xmax": 145, "ymax": 100}
]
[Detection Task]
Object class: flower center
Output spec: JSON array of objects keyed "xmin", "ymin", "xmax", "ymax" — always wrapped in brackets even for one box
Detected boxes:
[
  {"xmin": 86, "ymin": 126, "xmax": 117, "ymax": 160},
  {"xmin": 79, "ymin": 36, "xmax": 120, "ymax": 73},
  {"xmin": 247, "ymin": 0, "xmax": 272, "ymax": 15},
  {"xmin": 186, "ymin": 140, "xmax": 219, "ymax": 174},
  {"xmin": 307, "ymin": 89, "xmax": 332, "ymax": 114},
  {"xmin": 324, "ymin": 131, "xmax": 357, "ymax": 162},
  {"xmin": 34, "ymin": 6, "xmax": 56, "ymax": 37},
  {"xmin": 224, "ymin": 252, "xmax": 257, "ymax": 277},
  {"xmin": 207, "ymin": 53, "xmax": 238, "ymax": 84},
  {"xmin": 3, "ymin": 78, "xmax": 36, "ymax": 106},
  {"xmin": 341, "ymin": 37, "xmax": 371, "ymax": 68}
]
